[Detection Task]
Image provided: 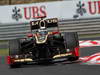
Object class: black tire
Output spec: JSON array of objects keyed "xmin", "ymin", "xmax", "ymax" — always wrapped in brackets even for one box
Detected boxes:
[
  {"xmin": 9, "ymin": 39, "xmax": 21, "ymax": 68},
  {"xmin": 67, "ymin": 55, "xmax": 79, "ymax": 61},
  {"xmin": 63, "ymin": 32, "xmax": 79, "ymax": 49},
  {"xmin": 63, "ymin": 32, "xmax": 79, "ymax": 61},
  {"xmin": 9, "ymin": 39, "xmax": 21, "ymax": 55},
  {"xmin": 9, "ymin": 63, "xmax": 21, "ymax": 68}
]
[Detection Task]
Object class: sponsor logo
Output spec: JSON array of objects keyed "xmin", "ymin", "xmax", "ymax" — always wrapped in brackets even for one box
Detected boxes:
[
  {"xmin": 12, "ymin": 6, "xmax": 47, "ymax": 21},
  {"xmin": 74, "ymin": 1, "xmax": 100, "ymax": 19},
  {"xmin": 23, "ymin": 6, "xmax": 47, "ymax": 20},
  {"xmin": 12, "ymin": 7, "xmax": 22, "ymax": 21},
  {"xmin": 88, "ymin": 1, "xmax": 100, "ymax": 15},
  {"xmin": 73, "ymin": 1, "xmax": 87, "ymax": 18}
]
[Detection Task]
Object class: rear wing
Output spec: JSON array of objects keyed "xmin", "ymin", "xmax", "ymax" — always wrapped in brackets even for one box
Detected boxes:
[{"xmin": 30, "ymin": 18, "xmax": 58, "ymax": 30}]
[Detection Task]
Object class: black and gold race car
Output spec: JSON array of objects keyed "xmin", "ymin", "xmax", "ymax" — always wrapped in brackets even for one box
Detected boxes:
[{"xmin": 7, "ymin": 18, "xmax": 80, "ymax": 68}]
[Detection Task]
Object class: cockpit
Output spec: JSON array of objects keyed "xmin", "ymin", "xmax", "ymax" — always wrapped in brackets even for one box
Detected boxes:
[
  {"xmin": 34, "ymin": 27, "xmax": 49, "ymax": 44},
  {"xmin": 38, "ymin": 29, "xmax": 48, "ymax": 36}
]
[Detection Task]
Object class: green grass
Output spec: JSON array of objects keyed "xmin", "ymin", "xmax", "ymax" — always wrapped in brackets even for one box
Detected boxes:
[
  {"xmin": 79, "ymin": 33, "xmax": 100, "ymax": 38},
  {"xmin": 0, "ymin": 40, "xmax": 8, "ymax": 43},
  {"xmin": 0, "ymin": 40, "xmax": 8, "ymax": 56},
  {"xmin": 0, "ymin": 49, "xmax": 9, "ymax": 56}
]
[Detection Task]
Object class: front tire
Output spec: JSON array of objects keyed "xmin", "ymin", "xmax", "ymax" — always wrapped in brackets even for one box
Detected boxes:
[
  {"xmin": 9, "ymin": 39, "xmax": 21, "ymax": 68},
  {"xmin": 63, "ymin": 32, "xmax": 79, "ymax": 61}
]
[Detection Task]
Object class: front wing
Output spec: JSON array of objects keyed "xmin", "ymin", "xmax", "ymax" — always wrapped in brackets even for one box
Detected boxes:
[{"xmin": 7, "ymin": 53, "xmax": 73, "ymax": 64}]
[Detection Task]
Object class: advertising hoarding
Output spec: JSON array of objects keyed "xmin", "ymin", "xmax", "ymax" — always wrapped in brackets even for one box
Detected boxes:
[{"xmin": 0, "ymin": 0, "xmax": 100, "ymax": 24}]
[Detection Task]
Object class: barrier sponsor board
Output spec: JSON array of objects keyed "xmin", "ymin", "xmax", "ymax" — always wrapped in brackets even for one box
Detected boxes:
[{"xmin": 0, "ymin": 0, "xmax": 100, "ymax": 24}]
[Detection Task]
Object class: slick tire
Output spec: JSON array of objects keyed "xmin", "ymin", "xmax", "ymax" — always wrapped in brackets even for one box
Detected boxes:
[
  {"xmin": 9, "ymin": 39, "xmax": 21, "ymax": 55},
  {"xmin": 63, "ymin": 32, "xmax": 79, "ymax": 49},
  {"xmin": 9, "ymin": 63, "xmax": 21, "ymax": 68},
  {"xmin": 63, "ymin": 32, "xmax": 79, "ymax": 61},
  {"xmin": 67, "ymin": 55, "xmax": 79, "ymax": 61},
  {"xmin": 9, "ymin": 39, "xmax": 21, "ymax": 68}
]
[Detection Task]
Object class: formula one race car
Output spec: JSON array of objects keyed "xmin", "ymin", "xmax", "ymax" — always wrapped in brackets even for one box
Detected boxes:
[{"xmin": 8, "ymin": 18, "xmax": 80, "ymax": 68}]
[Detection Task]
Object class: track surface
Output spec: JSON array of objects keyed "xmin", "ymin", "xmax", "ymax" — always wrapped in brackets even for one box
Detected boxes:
[
  {"xmin": 0, "ymin": 47, "xmax": 100, "ymax": 75},
  {"xmin": 0, "ymin": 38, "xmax": 100, "ymax": 75}
]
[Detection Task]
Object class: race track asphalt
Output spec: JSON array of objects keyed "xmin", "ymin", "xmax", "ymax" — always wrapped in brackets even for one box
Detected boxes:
[
  {"xmin": 0, "ymin": 37, "xmax": 100, "ymax": 75},
  {"xmin": 0, "ymin": 46, "xmax": 100, "ymax": 75}
]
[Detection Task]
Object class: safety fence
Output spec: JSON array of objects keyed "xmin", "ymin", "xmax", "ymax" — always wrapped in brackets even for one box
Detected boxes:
[
  {"xmin": 0, "ymin": 17, "xmax": 100, "ymax": 40},
  {"xmin": 59, "ymin": 18, "xmax": 100, "ymax": 35}
]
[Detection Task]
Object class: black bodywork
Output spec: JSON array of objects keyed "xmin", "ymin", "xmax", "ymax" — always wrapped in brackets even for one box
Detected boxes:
[
  {"xmin": 8, "ymin": 18, "xmax": 80, "ymax": 68},
  {"xmin": 20, "ymin": 33, "xmax": 65, "ymax": 61}
]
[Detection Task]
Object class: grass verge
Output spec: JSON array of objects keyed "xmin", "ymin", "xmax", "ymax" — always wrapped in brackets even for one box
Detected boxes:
[
  {"xmin": 0, "ymin": 40, "xmax": 8, "ymax": 43},
  {"xmin": 0, "ymin": 49, "xmax": 9, "ymax": 56},
  {"xmin": 79, "ymin": 34, "xmax": 100, "ymax": 38}
]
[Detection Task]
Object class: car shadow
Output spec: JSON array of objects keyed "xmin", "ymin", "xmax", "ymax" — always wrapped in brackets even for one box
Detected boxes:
[{"xmin": 19, "ymin": 60, "xmax": 81, "ymax": 68}]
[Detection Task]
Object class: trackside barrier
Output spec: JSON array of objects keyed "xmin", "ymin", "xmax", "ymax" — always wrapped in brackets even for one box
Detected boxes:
[
  {"xmin": 0, "ymin": 18, "xmax": 100, "ymax": 40},
  {"xmin": 59, "ymin": 18, "xmax": 100, "ymax": 35},
  {"xmin": 0, "ymin": 23, "xmax": 30, "ymax": 40}
]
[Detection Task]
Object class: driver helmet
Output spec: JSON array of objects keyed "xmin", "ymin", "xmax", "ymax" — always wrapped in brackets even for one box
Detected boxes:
[{"xmin": 38, "ymin": 27, "xmax": 48, "ymax": 35}]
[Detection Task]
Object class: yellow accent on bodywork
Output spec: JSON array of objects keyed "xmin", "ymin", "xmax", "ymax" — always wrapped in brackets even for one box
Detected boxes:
[
  {"xmin": 53, "ymin": 53, "xmax": 72, "ymax": 59},
  {"xmin": 14, "ymin": 58, "xmax": 33, "ymax": 62}
]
